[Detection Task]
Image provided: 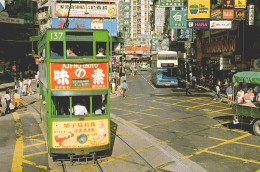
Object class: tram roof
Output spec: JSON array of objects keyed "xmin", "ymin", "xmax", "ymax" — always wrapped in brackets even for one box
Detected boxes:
[{"xmin": 232, "ymin": 71, "xmax": 260, "ymax": 84}]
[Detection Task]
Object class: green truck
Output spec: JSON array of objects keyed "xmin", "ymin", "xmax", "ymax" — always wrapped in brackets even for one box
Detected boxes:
[{"xmin": 232, "ymin": 71, "xmax": 260, "ymax": 136}]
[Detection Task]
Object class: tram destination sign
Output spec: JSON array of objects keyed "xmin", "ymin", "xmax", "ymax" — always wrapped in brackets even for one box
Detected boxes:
[
  {"xmin": 72, "ymin": 79, "xmax": 90, "ymax": 87},
  {"xmin": 50, "ymin": 63, "xmax": 108, "ymax": 90}
]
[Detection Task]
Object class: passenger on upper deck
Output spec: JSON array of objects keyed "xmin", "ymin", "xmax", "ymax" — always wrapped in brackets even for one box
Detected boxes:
[
  {"xmin": 96, "ymin": 48, "xmax": 105, "ymax": 57},
  {"xmin": 51, "ymin": 48, "xmax": 60, "ymax": 57},
  {"xmin": 67, "ymin": 47, "xmax": 77, "ymax": 56}
]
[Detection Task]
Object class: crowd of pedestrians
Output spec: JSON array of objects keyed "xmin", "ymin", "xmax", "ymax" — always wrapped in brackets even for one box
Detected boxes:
[{"xmin": 0, "ymin": 75, "xmax": 37, "ymax": 116}]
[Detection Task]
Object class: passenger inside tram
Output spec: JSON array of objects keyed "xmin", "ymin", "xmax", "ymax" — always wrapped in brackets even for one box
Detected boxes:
[{"xmin": 72, "ymin": 96, "xmax": 89, "ymax": 115}]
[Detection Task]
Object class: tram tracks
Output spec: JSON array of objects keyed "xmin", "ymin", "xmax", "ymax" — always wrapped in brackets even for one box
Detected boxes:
[{"xmin": 17, "ymin": 92, "xmax": 171, "ymax": 171}]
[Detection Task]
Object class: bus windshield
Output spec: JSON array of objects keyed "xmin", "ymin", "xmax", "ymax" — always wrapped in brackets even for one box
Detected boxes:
[
  {"xmin": 156, "ymin": 68, "xmax": 177, "ymax": 77},
  {"xmin": 158, "ymin": 54, "xmax": 177, "ymax": 60}
]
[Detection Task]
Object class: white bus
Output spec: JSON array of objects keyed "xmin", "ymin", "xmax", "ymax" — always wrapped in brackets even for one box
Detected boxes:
[{"xmin": 151, "ymin": 51, "xmax": 179, "ymax": 87}]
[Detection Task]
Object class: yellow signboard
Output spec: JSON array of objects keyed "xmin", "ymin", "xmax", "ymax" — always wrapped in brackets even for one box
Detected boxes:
[
  {"xmin": 234, "ymin": 0, "xmax": 246, "ymax": 8},
  {"xmin": 188, "ymin": 0, "xmax": 210, "ymax": 19},
  {"xmin": 52, "ymin": 119, "xmax": 109, "ymax": 148}
]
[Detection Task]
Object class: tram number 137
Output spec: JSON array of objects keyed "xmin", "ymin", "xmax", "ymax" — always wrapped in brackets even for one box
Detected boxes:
[{"xmin": 50, "ymin": 32, "xmax": 64, "ymax": 41}]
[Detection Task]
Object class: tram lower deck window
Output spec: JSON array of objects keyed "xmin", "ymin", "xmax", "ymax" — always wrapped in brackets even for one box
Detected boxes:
[{"xmin": 51, "ymin": 94, "xmax": 107, "ymax": 116}]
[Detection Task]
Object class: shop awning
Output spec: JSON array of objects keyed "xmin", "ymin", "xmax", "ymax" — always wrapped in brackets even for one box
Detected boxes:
[{"xmin": 232, "ymin": 71, "xmax": 260, "ymax": 84}]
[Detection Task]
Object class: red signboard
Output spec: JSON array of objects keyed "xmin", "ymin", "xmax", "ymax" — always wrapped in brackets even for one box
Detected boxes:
[{"xmin": 50, "ymin": 63, "xmax": 108, "ymax": 90}]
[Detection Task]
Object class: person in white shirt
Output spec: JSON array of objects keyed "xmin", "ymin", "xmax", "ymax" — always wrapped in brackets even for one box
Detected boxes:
[
  {"xmin": 96, "ymin": 48, "xmax": 105, "ymax": 57},
  {"xmin": 4, "ymin": 90, "xmax": 11, "ymax": 114},
  {"xmin": 73, "ymin": 104, "xmax": 88, "ymax": 115}
]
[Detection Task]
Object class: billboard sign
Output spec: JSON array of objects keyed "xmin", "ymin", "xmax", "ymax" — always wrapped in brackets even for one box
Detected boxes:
[
  {"xmin": 52, "ymin": 18, "xmax": 91, "ymax": 29},
  {"xmin": 188, "ymin": 0, "xmax": 210, "ymax": 19},
  {"xmin": 211, "ymin": 9, "xmax": 222, "ymax": 20},
  {"xmin": 159, "ymin": 0, "xmax": 184, "ymax": 7},
  {"xmin": 86, "ymin": 4, "xmax": 117, "ymax": 18},
  {"xmin": 247, "ymin": 5, "xmax": 254, "ymax": 25},
  {"xmin": 234, "ymin": 9, "xmax": 245, "ymax": 20},
  {"xmin": 52, "ymin": 119, "xmax": 109, "ymax": 148},
  {"xmin": 234, "ymin": 0, "xmax": 246, "ymax": 8},
  {"xmin": 0, "ymin": 17, "xmax": 24, "ymax": 24},
  {"xmin": 178, "ymin": 29, "xmax": 192, "ymax": 42},
  {"xmin": 55, "ymin": 3, "xmax": 117, "ymax": 18},
  {"xmin": 187, "ymin": 21, "xmax": 209, "ymax": 29},
  {"xmin": 210, "ymin": 21, "xmax": 232, "ymax": 29},
  {"xmin": 223, "ymin": 0, "xmax": 234, "ymax": 9},
  {"xmin": 91, "ymin": 18, "xmax": 103, "ymax": 29},
  {"xmin": 170, "ymin": 10, "xmax": 187, "ymax": 29},
  {"xmin": 50, "ymin": 63, "xmax": 108, "ymax": 90},
  {"xmin": 223, "ymin": 9, "xmax": 234, "ymax": 19}
]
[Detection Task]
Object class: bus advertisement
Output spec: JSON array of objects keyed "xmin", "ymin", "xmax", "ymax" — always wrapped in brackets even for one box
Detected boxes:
[{"xmin": 151, "ymin": 51, "xmax": 178, "ymax": 87}]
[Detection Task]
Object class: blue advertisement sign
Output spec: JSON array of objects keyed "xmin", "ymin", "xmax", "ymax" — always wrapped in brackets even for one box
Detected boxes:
[
  {"xmin": 104, "ymin": 19, "xmax": 117, "ymax": 36},
  {"xmin": 52, "ymin": 18, "xmax": 91, "ymax": 29},
  {"xmin": 187, "ymin": 21, "xmax": 209, "ymax": 29},
  {"xmin": 178, "ymin": 29, "xmax": 192, "ymax": 42},
  {"xmin": 170, "ymin": 10, "xmax": 187, "ymax": 29}
]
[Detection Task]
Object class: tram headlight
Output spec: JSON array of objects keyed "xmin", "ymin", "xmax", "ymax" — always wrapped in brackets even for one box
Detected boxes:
[{"xmin": 77, "ymin": 134, "xmax": 87, "ymax": 144}]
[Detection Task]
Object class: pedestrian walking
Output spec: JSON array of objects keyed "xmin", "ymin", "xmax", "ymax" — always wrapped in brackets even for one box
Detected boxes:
[
  {"xmin": 14, "ymin": 89, "xmax": 20, "ymax": 109},
  {"xmin": 226, "ymin": 85, "xmax": 232, "ymax": 105},
  {"xmin": 122, "ymin": 80, "xmax": 129, "ymax": 98},
  {"xmin": 213, "ymin": 85, "xmax": 222, "ymax": 101},
  {"xmin": 185, "ymin": 81, "xmax": 192, "ymax": 96},
  {"xmin": 4, "ymin": 89, "xmax": 11, "ymax": 114}
]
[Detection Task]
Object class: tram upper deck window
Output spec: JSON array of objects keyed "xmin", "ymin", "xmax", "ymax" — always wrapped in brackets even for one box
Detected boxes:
[
  {"xmin": 50, "ymin": 41, "xmax": 63, "ymax": 58},
  {"xmin": 66, "ymin": 32, "xmax": 93, "ymax": 59},
  {"xmin": 96, "ymin": 42, "xmax": 107, "ymax": 59}
]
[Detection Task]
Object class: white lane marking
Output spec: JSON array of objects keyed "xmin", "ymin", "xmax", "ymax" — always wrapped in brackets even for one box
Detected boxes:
[{"xmin": 140, "ymin": 73, "xmax": 157, "ymax": 90}]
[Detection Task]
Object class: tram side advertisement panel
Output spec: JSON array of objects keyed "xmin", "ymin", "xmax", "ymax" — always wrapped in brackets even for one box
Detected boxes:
[
  {"xmin": 50, "ymin": 63, "xmax": 108, "ymax": 90},
  {"xmin": 52, "ymin": 119, "xmax": 109, "ymax": 148}
]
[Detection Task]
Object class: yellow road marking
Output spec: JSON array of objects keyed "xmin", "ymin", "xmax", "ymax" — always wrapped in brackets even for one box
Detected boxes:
[
  {"xmin": 12, "ymin": 112, "xmax": 24, "ymax": 172},
  {"xmin": 208, "ymin": 136, "xmax": 260, "ymax": 149},
  {"xmin": 210, "ymin": 122, "xmax": 231, "ymax": 128},
  {"xmin": 256, "ymin": 169, "xmax": 260, "ymax": 172},
  {"xmin": 143, "ymin": 120, "xmax": 177, "ymax": 129},
  {"xmin": 206, "ymin": 150, "xmax": 260, "ymax": 165},
  {"xmin": 186, "ymin": 102, "xmax": 217, "ymax": 110},
  {"xmin": 22, "ymin": 159, "xmax": 48, "ymax": 170},
  {"xmin": 24, "ymin": 142, "xmax": 46, "ymax": 149},
  {"xmin": 209, "ymin": 107, "xmax": 232, "ymax": 114},
  {"xmin": 23, "ymin": 151, "xmax": 48, "ymax": 159},
  {"xmin": 180, "ymin": 133, "xmax": 251, "ymax": 161},
  {"xmin": 24, "ymin": 134, "xmax": 44, "ymax": 139},
  {"xmin": 172, "ymin": 97, "xmax": 204, "ymax": 105}
]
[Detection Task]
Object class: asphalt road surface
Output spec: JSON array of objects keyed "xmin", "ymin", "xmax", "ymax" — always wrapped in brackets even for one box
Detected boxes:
[{"xmin": 111, "ymin": 70, "xmax": 260, "ymax": 172}]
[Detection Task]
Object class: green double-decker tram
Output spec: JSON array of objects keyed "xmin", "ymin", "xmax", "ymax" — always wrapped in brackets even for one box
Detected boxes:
[{"xmin": 38, "ymin": 29, "xmax": 111, "ymax": 160}]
